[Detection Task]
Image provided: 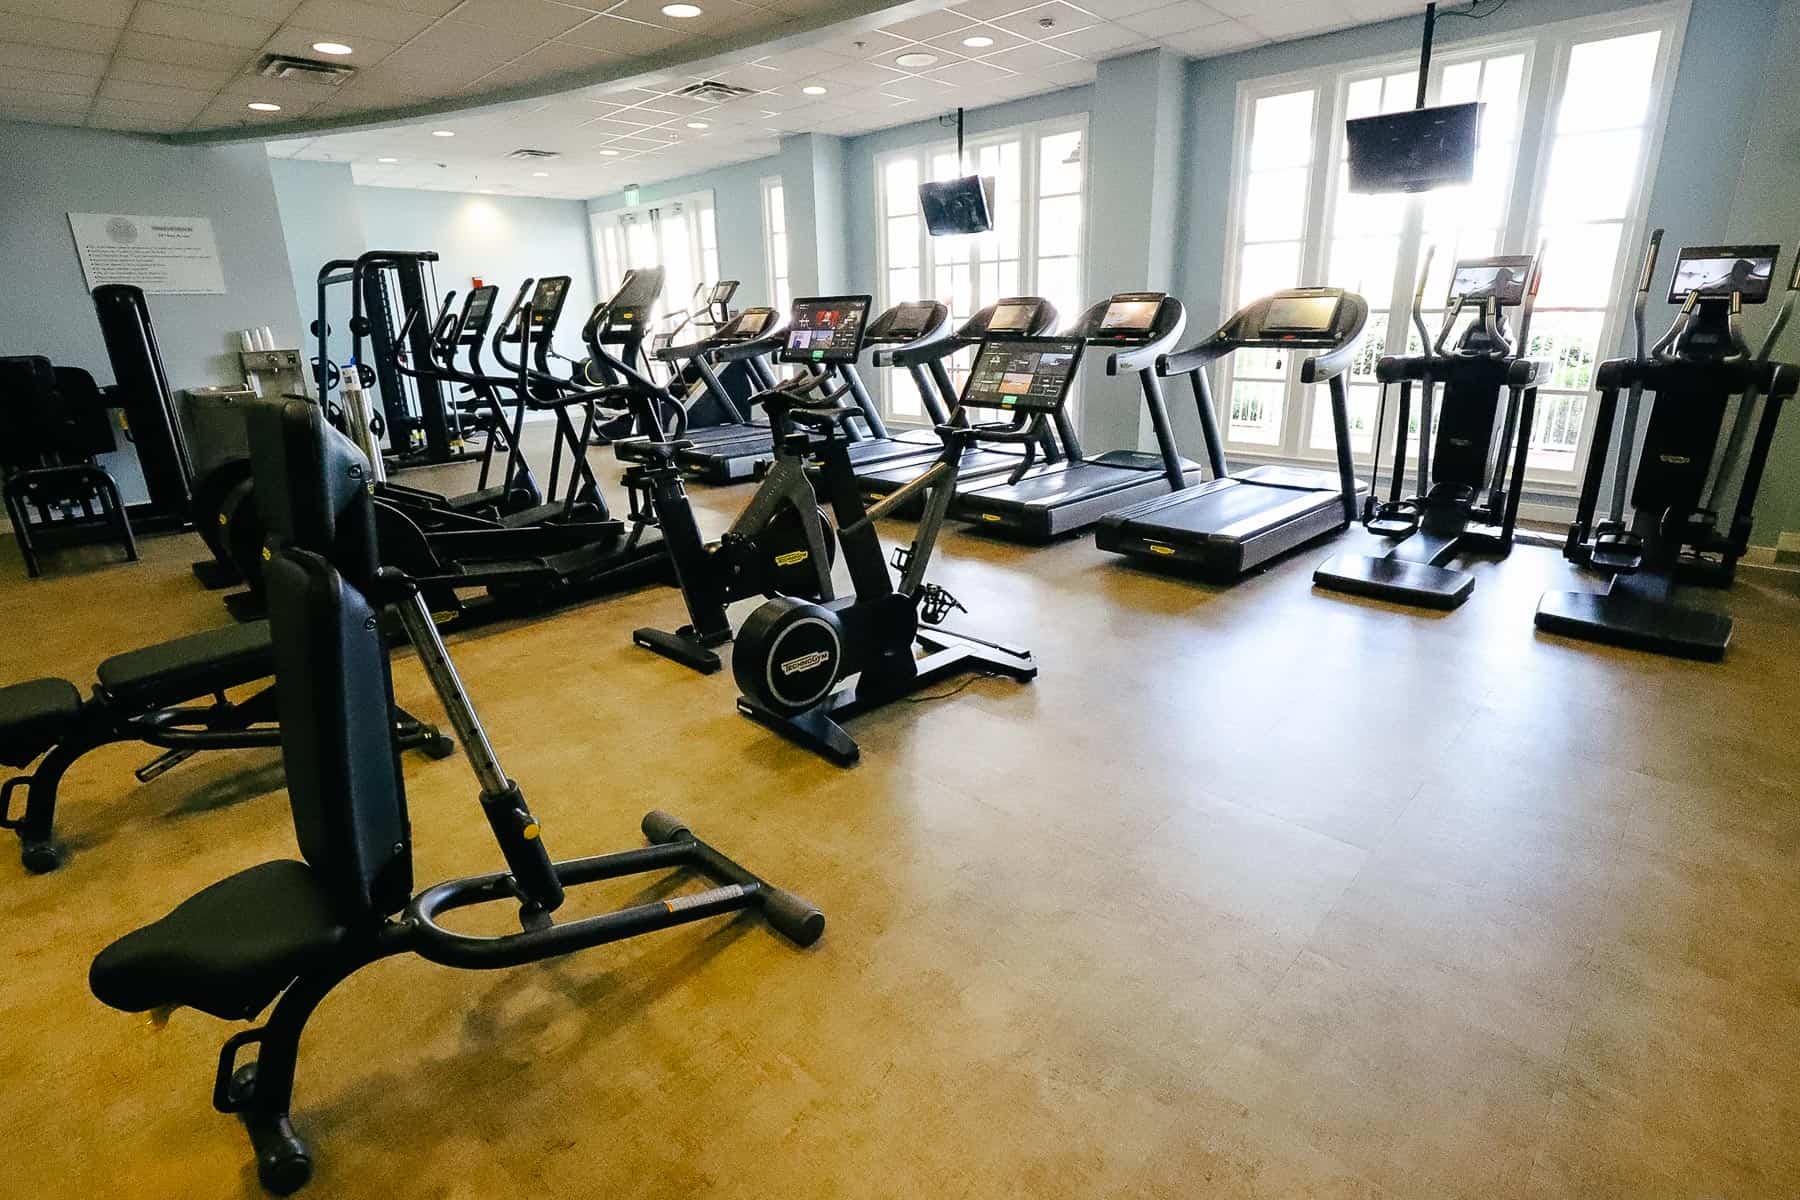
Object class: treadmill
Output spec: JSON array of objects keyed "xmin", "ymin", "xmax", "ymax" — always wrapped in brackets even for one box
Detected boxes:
[
  {"xmin": 949, "ymin": 291, "xmax": 1200, "ymax": 539},
  {"xmin": 844, "ymin": 297, "xmax": 1063, "ymax": 495},
  {"xmin": 677, "ymin": 296, "xmax": 886, "ymax": 483},
  {"xmin": 644, "ymin": 305, "xmax": 784, "ymax": 446},
  {"xmin": 1094, "ymin": 287, "xmax": 1368, "ymax": 575}
]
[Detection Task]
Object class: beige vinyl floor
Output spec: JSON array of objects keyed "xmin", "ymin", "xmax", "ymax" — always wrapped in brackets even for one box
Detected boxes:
[{"xmin": 2, "ymin": 436, "xmax": 1798, "ymax": 1199}]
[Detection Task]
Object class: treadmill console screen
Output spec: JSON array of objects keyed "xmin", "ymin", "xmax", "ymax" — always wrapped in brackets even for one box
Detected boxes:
[
  {"xmin": 961, "ymin": 337, "xmax": 1085, "ymax": 413},
  {"xmin": 527, "ymin": 276, "xmax": 570, "ymax": 328},
  {"xmin": 1449, "ymin": 256, "xmax": 1533, "ymax": 306},
  {"xmin": 1098, "ymin": 295, "xmax": 1162, "ymax": 337},
  {"xmin": 779, "ymin": 296, "xmax": 871, "ymax": 364},
  {"xmin": 884, "ymin": 302, "xmax": 938, "ymax": 341},
  {"xmin": 1669, "ymin": 245, "xmax": 1779, "ymax": 304},
  {"xmin": 1263, "ymin": 293, "xmax": 1341, "ymax": 334},
  {"xmin": 987, "ymin": 300, "xmax": 1037, "ymax": 333},
  {"xmin": 717, "ymin": 306, "xmax": 775, "ymax": 342},
  {"xmin": 708, "ymin": 280, "xmax": 739, "ymax": 304},
  {"xmin": 460, "ymin": 286, "xmax": 496, "ymax": 337}
]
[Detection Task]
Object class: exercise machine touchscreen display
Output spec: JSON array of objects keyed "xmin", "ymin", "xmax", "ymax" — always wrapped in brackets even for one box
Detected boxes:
[
  {"xmin": 780, "ymin": 296, "xmax": 871, "ymax": 364},
  {"xmin": 987, "ymin": 300, "xmax": 1036, "ymax": 333},
  {"xmin": 1669, "ymin": 246, "xmax": 1779, "ymax": 303},
  {"xmin": 962, "ymin": 337, "xmax": 1085, "ymax": 412},
  {"xmin": 1099, "ymin": 295, "xmax": 1162, "ymax": 336},
  {"xmin": 1263, "ymin": 293, "xmax": 1341, "ymax": 333},
  {"xmin": 1450, "ymin": 256, "xmax": 1533, "ymax": 305},
  {"xmin": 461, "ymin": 286, "xmax": 496, "ymax": 336},
  {"xmin": 528, "ymin": 276, "xmax": 569, "ymax": 327},
  {"xmin": 718, "ymin": 307, "xmax": 774, "ymax": 342}
]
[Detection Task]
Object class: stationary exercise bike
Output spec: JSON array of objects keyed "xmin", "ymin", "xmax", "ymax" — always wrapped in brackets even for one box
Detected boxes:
[
  {"xmin": 731, "ymin": 335, "xmax": 1071, "ymax": 765},
  {"xmin": 1535, "ymin": 232, "xmax": 1799, "ymax": 658},
  {"xmin": 617, "ymin": 300, "xmax": 855, "ymax": 675},
  {"xmin": 1314, "ymin": 249, "xmax": 1545, "ymax": 608}
]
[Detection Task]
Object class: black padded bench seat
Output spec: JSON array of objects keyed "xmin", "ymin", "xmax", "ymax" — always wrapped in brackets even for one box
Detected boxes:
[
  {"xmin": 90, "ymin": 859, "xmax": 347, "ymax": 1021},
  {"xmin": 95, "ymin": 619, "xmax": 274, "ymax": 710},
  {"xmin": 0, "ymin": 678, "xmax": 84, "ymax": 768}
]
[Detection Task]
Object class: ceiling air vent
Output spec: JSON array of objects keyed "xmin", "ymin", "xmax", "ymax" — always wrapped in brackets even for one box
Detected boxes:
[
  {"xmin": 674, "ymin": 80, "xmax": 755, "ymax": 104},
  {"xmin": 508, "ymin": 148, "xmax": 561, "ymax": 161},
  {"xmin": 257, "ymin": 54, "xmax": 356, "ymax": 84}
]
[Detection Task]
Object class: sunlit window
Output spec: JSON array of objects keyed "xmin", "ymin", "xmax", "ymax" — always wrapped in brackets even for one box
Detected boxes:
[
  {"xmin": 875, "ymin": 117, "xmax": 1087, "ymax": 422},
  {"xmin": 589, "ymin": 190, "xmax": 719, "ymax": 332},
  {"xmin": 1219, "ymin": 8, "xmax": 1678, "ymax": 485},
  {"xmin": 761, "ymin": 177, "xmax": 790, "ymax": 315}
]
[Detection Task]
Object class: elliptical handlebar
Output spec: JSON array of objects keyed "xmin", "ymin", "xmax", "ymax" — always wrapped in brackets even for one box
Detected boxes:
[
  {"xmin": 489, "ymin": 278, "xmax": 536, "ymax": 374},
  {"xmin": 1411, "ymin": 245, "xmax": 1438, "ymax": 359}
]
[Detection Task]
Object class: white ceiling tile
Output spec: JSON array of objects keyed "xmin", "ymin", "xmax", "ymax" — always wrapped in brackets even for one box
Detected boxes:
[
  {"xmin": 809, "ymin": 28, "xmax": 912, "ymax": 60},
  {"xmin": 287, "ymin": 0, "xmax": 439, "ymax": 43},
  {"xmin": 1041, "ymin": 20, "xmax": 1150, "ymax": 58},
  {"xmin": 177, "ymin": 0, "xmax": 303, "ymax": 21},
  {"xmin": 949, "ymin": 0, "xmax": 1039, "ymax": 20},
  {"xmin": 1239, "ymin": 0, "xmax": 1353, "ymax": 39},
  {"xmin": 561, "ymin": 13, "xmax": 686, "ymax": 54},
  {"xmin": 1068, "ymin": 0, "xmax": 1177, "ymax": 15},
  {"xmin": 107, "ymin": 56, "xmax": 233, "ymax": 88},
  {"xmin": 1341, "ymin": 0, "xmax": 1427, "ymax": 19},
  {"xmin": 926, "ymin": 57, "xmax": 1015, "ymax": 86},
  {"xmin": 1118, "ymin": 1, "xmax": 1225, "ymax": 38},
  {"xmin": 2, "ymin": 65, "xmax": 99, "ymax": 96},
  {"xmin": 1162, "ymin": 16, "xmax": 1261, "ymax": 54},
  {"xmin": 878, "ymin": 72, "xmax": 957, "ymax": 101},
  {"xmin": 0, "ymin": 11, "xmax": 118, "ymax": 51},
  {"xmin": 981, "ymin": 40, "xmax": 1079, "ymax": 72},
  {"xmin": 0, "ymin": 41, "xmax": 109, "ymax": 74},
  {"xmin": 111, "ymin": 30, "xmax": 250, "ymax": 68},
  {"xmin": 470, "ymin": 38, "xmax": 617, "ymax": 89},
  {"xmin": 259, "ymin": 25, "xmax": 401, "ymax": 66},
  {"xmin": 405, "ymin": 20, "xmax": 543, "ymax": 64},
  {"xmin": 127, "ymin": 1, "xmax": 278, "ymax": 48},
  {"xmin": 817, "ymin": 61, "xmax": 908, "ymax": 89},
  {"xmin": 878, "ymin": 9, "xmax": 977, "ymax": 40},
  {"xmin": 0, "ymin": 86, "xmax": 89, "ymax": 112},
  {"xmin": 0, "ymin": 0, "xmax": 133, "ymax": 28},
  {"xmin": 452, "ymin": 0, "xmax": 593, "ymax": 39},
  {"xmin": 988, "ymin": 1, "xmax": 1098, "ymax": 39},
  {"xmin": 98, "ymin": 77, "xmax": 218, "ymax": 108}
]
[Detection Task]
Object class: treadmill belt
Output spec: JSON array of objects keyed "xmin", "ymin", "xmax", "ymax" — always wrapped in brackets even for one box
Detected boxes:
[
  {"xmin": 860, "ymin": 448, "xmax": 1024, "ymax": 492},
  {"xmin": 958, "ymin": 462, "xmax": 1155, "ymax": 507},
  {"xmin": 1128, "ymin": 480, "xmax": 1339, "ymax": 542}
]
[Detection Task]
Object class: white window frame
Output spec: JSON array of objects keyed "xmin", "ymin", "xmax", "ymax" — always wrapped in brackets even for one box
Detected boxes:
[
  {"xmin": 873, "ymin": 112, "xmax": 1089, "ymax": 426},
  {"xmin": 1216, "ymin": 1, "xmax": 1688, "ymax": 490},
  {"xmin": 589, "ymin": 188, "xmax": 719, "ymax": 329},
  {"xmin": 760, "ymin": 175, "xmax": 790, "ymax": 315}
]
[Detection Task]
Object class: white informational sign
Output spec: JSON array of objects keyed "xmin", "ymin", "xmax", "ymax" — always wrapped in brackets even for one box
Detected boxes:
[{"xmin": 68, "ymin": 212, "xmax": 227, "ymax": 295}]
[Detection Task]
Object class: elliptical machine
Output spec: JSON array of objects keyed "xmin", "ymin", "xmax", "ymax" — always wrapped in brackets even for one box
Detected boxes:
[
  {"xmin": 1314, "ymin": 250, "xmax": 1545, "ymax": 608},
  {"xmin": 1536, "ymin": 233, "xmax": 1798, "ymax": 659},
  {"xmin": 731, "ymin": 331, "xmax": 1066, "ymax": 765}
]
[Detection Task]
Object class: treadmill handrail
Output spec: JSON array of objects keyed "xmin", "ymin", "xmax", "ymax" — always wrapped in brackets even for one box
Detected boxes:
[
  {"xmin": 1105, "ymin": 304, "xmax": 1187, "ymax": 376},
  {"xmin": 870, "ymin": 307, "xmax": 955, "ymax": 367}
]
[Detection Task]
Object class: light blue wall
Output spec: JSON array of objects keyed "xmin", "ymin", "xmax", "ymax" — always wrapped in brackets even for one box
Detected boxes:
[
  {"xmin": 352, "ymin": 184, "xmax": 600, "ymax": 364},
  {"xmin": 0, "ymin": 120, "xmax": 303, "ymax": 501},
  {"xmin": 268, "ymin": 158, "xmax": 367, "ymax": 349},
  {"xmin": 587, "ymin": 157, "xmax": 777, "ymax": 306}
]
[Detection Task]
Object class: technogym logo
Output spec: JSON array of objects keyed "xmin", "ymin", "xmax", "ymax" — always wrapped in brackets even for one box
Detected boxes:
[{"xmin": 780, "ymin": 651, "xmax": 830, "ymax": 675}]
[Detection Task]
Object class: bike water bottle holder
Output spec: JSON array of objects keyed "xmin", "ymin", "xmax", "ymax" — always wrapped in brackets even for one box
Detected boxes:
[{"xmin": 917, "ymin": 583, "xmax": 966, "ymax": 626}]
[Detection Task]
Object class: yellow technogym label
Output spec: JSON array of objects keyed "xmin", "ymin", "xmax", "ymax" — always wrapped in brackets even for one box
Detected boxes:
[
  {"xmin": 981, "ymin": 513, "xmax": 1002, "ymax": 522},
  {"xmin": 773, "ymin": 549, "xmax": 809, "ymax": 567},
  {"xmin": 261, "ymin": 547, "xmax": 272, "ymax": 561},
  {"xmin": 1148, "ymin": 543, "xmax": 1175, "ymax": 556},
  {"xmin": 217, "ymin": 513, "xmax": 227, "ymax": 526}
]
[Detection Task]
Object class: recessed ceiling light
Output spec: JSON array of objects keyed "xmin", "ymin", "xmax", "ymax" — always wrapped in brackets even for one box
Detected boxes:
[
  {"xmin": 532, "ymin": 170, "xmax": 550, "ymax": 177},
  {"xmin": 802, "ymin": 85, "xmax": 827, "ymax": 95},
  {"xmin": 896, "ymin": 52, "xmax": 938, "ymax": 68},
  {"xmin": 962, "ymin": 35, "xmax": 994, "ymax": 48},
  {"xmin": 686, "ymin": 120, "xmax": 709, "ymax": 129},
  {"xmin": 311, "ymin": 41, "xmax": 353, "ymax": 55},
  {"xmin": 599, "ymin": 148, "xmax": 621, "ymax": 156},
  {"xmin": 661, "ymin": 3, "xmax": 702, "ymax": 16},
  {"xmin": 247, "ymin": 101, "xmax": 281, "ymax": 112},
  {"xmin": 377, "ymin": 156, "xmax": 398, "ymax": 163},
  {"xmin": 431, "ymin": 129, "xmax": 455, "ymax": 137}
]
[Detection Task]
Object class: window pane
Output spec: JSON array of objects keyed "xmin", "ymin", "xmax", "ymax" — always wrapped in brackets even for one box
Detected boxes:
[
  {"xmin": 888, "ymin": 267, "xmax": 920, "ymax": 304},
  {"xmin": 1040, "ymin": 130, "xmax": 1083, "ymax": 196},
  {"xmin": 1310, "ymin": 382, "xmax": 1378, "ymax": 454},
  {"xmin": 1529, "ymin": 391, "xmax": 1590, "ymax": 471},
  {"xmin": 768, "ymin": 184, "xmax": 785, "ymax": 235},
  {"xmin": 886, "ymin": 215, "xmax": 920, "ymax": 269},
  {"xmin": 1249, "ymin": 90, "xmax": 1315, "ymax": 170},
  {"xmin": 1036, "ymin": 256, "xmax": 1081, "ymax": 329},
  {"xmin": 1243, "ymin": 167, "xmax": 1309, "ymax": 242},
  {"xmin": 1345, "ymin": 77, "xmax": 1383, "ymax": 121},
  {"xmin": 1328, "ymin": 235, "xmax": 1399, "ymax": 302},
  {"xmin": 1536, "ymin": 222, "xmax": 1624, "ymax": 309},
  {"xmin": 771, "ymin": 231, "xmax": 788, "ymax": 276},
  {"xmin": 883, "ymin": 158, "xmax": 919, "ymax": 215},
  {"xmin": 1237, "ymin": 241, "xmax": 1301, "ymax": 307},
  {"xmin": 1439, "ymin": 60, "xmax": 1481, "ymax": 105},
  {"xmin": 999, "ymin": 258, "xmax": 1020, "ymax": 297},
  {"xmin": 1542, "ymin": 130, "xmax": 1643, "ymax": 224},
  {"xmin": 1038, "ymin": 194, "xmax": 1083, "ymax": 257},
  {"xmin": 931, "ymin": 151, "xmax": 961, "ymax": 182},
  {"xmin": 1227, "ymin": 378, "xmax": 1285, "ymax": 444},
  {"xmin": 1478, "ymin": 54, "xmax": 1526, "ymax": 143},
  {"xmin": 1558, "ymin": 31, "xmax": 1661, "ymax": 133},
  {"xmin": 1523, "ymin": 310, "xmax": 1606, "ymax": 392}
]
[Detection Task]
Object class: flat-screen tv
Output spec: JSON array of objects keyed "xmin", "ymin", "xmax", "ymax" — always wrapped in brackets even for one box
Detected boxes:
[
  {"xmin": 919, "ymin": 174, "xmax": 995, "ymax": 236},
  {"xmin": 1346, "ymin": 101, "xmax": 1482, "ymax": 194}
]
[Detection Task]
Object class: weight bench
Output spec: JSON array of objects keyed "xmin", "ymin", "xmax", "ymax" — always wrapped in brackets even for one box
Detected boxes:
[{"xmin": 0, "ymin": 619, "xmax": 453, "ymax": 874}]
